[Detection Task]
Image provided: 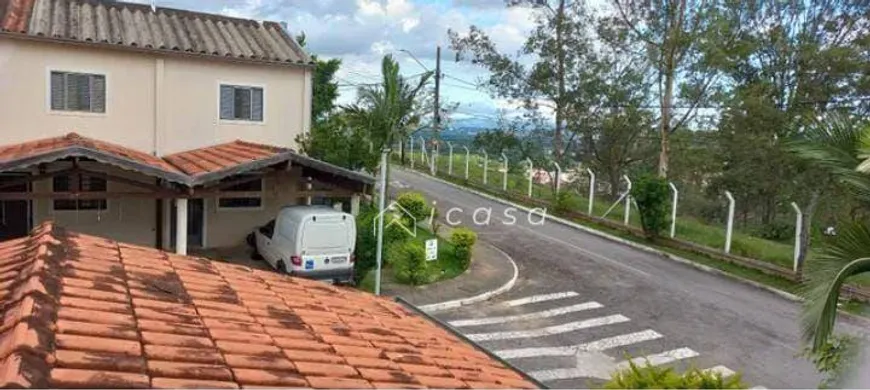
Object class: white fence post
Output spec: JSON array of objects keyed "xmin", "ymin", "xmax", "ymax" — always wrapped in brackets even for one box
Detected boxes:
[
  {"xmin": 526, "ymin": 158, "xmax": 534, "ymax": 198},
  {"xmin": 669, "ymin": 182, "xmax": 678, "ymax": 238},
  {"xmin": 586, "ymin": 168, "xmax": 595, "ymax": 215},
  {"xmin": 447, "ymin": 142, "xmax": 454, "ymax": 175},
  {"xmin": 501, "ymin": 153, "xmax": 509, "ymax": 192},
  {"xmin": 553, "ymin": 162, "xmax": 562, "ymax": 194},
  {"xmin": 463, "ymin": 146, "xmax": 470, "ymax": 179},
  {"xmin": 622, "ymin": 175, "xmax": 632, "ymax": 226},
  {"xmin": 419, "ymin": 136, "xmax": 427, "ymax": 163},
  {"xmin": 430, "ymin": 140, "xmax": 437, "ymax": 175},
  {"xmin": 791, "ymin": 202, "xmax": 803, "ymax": 273},
  {"xmin": 481, "ymin": 150, "xmax": 489, "ymax": 185},
  {"xmin": 724, "ymin": 191, "xmax": 735, "ymax": 254},
  {"xmin": 409, "ymin": 136, "xmax": 414, "ymax": 169}
]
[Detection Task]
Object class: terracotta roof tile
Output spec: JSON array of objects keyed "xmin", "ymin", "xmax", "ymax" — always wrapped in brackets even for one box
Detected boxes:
[
  {"xmin": 0, "ymin": 132, "xmax": 182, "ymax": 176},
  {"xmin": 163, "ymin": 140, "xmax": 289, "ymax": 177},
  {"xmin": 0, "ymin": 222, "xmax": 538, "ymax": 389}
]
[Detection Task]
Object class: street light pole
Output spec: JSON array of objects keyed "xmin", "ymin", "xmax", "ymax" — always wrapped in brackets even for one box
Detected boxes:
[{"xmin": 374, "ymin": 149, "xmax": 389, "ymax": 295}]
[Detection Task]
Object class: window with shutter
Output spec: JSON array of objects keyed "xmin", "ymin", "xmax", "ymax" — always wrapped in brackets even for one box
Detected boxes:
[
  {"xmin": 49, "ymin": 71, "xmax": 106, "ymax": 113},
  {"xmin": 219, "ymin": 84, "xmax": 264, "ymax": 122}
]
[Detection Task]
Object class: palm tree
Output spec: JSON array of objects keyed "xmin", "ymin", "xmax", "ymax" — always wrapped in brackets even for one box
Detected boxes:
[
  {"xmin": 344, "ymin": 55, "xmax": 433, "ymax": 165},
  {"xmin": 790, "ymin": 113, "xmax": 870, "ymax": 352}
]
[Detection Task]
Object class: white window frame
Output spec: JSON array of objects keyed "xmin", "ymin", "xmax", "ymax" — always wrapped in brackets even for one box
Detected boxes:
[
  {"xmin": 46, "ymin": 67, "xmax": 109, "ymax": 116},
  {"xmin": 50, "ymin": 173, "xmax": 110, "ymax": 213},
  {"xmin": 216, "ymin": 175, "xmax": 265, "ymax": 211},
  {"xmin": 217, "ymin": 81, "xmax": 266, "ymax": 125}
]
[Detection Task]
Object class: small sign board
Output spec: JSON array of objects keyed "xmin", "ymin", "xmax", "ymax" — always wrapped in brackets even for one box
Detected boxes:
[{"xmin": 425, "ymin": 239, "xmax": 438, "ymax": 261}]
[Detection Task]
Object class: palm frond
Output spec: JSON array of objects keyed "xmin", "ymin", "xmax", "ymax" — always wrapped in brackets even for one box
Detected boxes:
[{"xmin": 801, "ymin": 221, "xmax": 870, "ymax": 352}]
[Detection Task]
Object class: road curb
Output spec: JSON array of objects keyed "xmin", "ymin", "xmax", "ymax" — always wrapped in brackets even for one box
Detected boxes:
[
  {"xmin": 397, "ymin": 167, "xmax": 810, "ymax": 303},
  {"xmin": 416, "ymin": 242, "xmax": 519, "ymax": 313}
]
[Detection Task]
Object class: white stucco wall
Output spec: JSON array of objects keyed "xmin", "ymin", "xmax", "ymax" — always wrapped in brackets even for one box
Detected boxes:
[{"xmin": 0, "ymin": 39, "xmax": 309, "ymax": 156}]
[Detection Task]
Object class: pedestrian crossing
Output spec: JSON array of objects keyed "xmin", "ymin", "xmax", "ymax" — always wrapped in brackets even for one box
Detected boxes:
[{"xmin": 435, "ymin": 289, "xmax": 766, "ymax": 388}]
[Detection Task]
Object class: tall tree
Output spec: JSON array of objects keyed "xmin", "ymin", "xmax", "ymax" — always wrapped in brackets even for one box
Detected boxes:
[
  {"xmin": 343, "ymin": 55, "xmax": 433, "ymax": 150},
  {"xmin": 449, "ymin": 0, "xmax": 598, "ymax": 162},
  {"xmin": 608, "ymin": 0, "xmax": 726, "ymax": 178}
]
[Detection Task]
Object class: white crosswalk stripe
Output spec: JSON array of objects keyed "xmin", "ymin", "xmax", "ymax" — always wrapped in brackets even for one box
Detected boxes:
[
  {"xmin": 465, "ymin": 314, "xmax": 630, "ymax": 341},
  {"xmin": 617, "ymin": 347, "xmax": 700, "ymax": 370},
  {"xmin": 433, "ymin": 290, "xmax": 765, "ymax": 388},
  {"xmin": 449, "ymin": 301, "xmax": 603, "ymax": 327},
  {"xmin": 500, "ymin": 291, "xmax": 579, "ymax": 307},
  {"xmin": 529, "ymin": 347, "xmax": 700, "ymax": 382},
  {"xmin": 495, "ymin": 329, "xmax": 663, "ymax": 359},
  {"xmin": 703, "ymin": 365, "xmax": 737, "ymax": 378}
]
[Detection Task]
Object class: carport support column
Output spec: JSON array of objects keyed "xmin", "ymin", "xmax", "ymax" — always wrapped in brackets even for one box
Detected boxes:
[
  {"xmin": 175, "ymin": 198, "xmax": 188, "ymax": 255},
  {"xmin": 351, "ymin": 194, "xmax": 361, "ymax": 216}
]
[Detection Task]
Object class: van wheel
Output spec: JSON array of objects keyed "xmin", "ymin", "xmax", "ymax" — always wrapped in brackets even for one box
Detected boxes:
[
  {"xmin": 245, "ymin": 233, "xmax": 256, "ymax": 247},
  {"xmin": 277, "ymin": 260, "xmax": 288, "ymax": 274},
  {"xmin": 250, "ymin": 248, "xmax": 263, "ymax": 261}
]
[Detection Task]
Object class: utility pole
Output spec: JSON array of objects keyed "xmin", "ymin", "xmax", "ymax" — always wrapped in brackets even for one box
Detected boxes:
[{"xmin": 434, "ymin": 46, "xmax": 441, "ymax": 135}]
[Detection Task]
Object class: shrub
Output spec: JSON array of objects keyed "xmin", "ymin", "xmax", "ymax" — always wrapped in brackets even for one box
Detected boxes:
[
  {"xmin": 751, "ymin": 221, "xmax": 793, "ymax": 241},
  {"xmin": 396, "ymin": 192, "xmax": 430, "ymax": 226},
  {"xmin": 390, "ymin": 240, "xmax": 429, "ymax": 285},
  {"xmin": 604, "ymin": 360, "xmax": 746, "ymax": 389},
  {"xmin": 631, "ymin": 174, "xmax": 671, "ymax": 239},
  {"xmin": 450, "ymin": 227, "xmax": 478, "ymax": 269},
  {"xmin": 553, "ymin": 190, "xmax": 579, "ymax": 215},
  {"xmin": 353, "ymin": 205, "xmax": 411, "ymax": 283},
  {"xmin": 802, "ymin": 333, "xmax": 863, "ymax": 388}
]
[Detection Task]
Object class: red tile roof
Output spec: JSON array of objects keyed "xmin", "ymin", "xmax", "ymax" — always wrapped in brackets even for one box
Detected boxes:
[
  {"xmin": 0, "ymin": 132, "xmax": 182, "ymax": 174},
  {"xmin": 163, "ymin": 140, "xmax": 288, "ymax": 177},
  {"xmin": 0, "ymin": 223, "xmax": 537, "ymax": 389},
  {"xmin": 0, "ymin": 133, "xmax": 375, "ymax": 186}
]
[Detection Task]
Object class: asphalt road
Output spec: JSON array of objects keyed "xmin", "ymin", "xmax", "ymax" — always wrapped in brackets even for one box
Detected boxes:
[{"xmin": 390, "ymin": 167, "xmax": 867, "ymax": 389}]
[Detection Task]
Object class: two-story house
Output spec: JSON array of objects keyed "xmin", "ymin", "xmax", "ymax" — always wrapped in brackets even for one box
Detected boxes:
[{"xmin": 0, "ymin": 0, "xmax": 373, "ymax": 254}]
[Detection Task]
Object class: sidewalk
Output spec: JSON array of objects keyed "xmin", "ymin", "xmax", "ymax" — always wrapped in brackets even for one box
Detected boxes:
[{"xmin": 379, "ymin": 235, "xmax": 517, "ymax": 307}]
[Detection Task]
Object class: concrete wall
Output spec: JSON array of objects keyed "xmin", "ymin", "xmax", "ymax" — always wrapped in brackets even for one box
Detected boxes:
[
  {"xmin": 30, "ymin": 162, "xmax": 158, "ymax": 247},
  {"xmin": 0, "ymin": 39, "xmax": 310, "ymax": 155}
]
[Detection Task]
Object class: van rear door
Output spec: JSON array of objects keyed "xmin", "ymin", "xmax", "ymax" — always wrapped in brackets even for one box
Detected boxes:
[{"xmin": 299, "ymin": 214, "xmax": 354, "ymax": 272}]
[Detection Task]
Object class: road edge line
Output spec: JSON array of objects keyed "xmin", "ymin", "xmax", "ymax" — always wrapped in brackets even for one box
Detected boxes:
[
  {"xmin": 397, "ymin": 167, "xmax": 805, "ymax": 302},
  {"xmin": 417, "ymin": 242, "xmax": 519, "ymax": 313}
]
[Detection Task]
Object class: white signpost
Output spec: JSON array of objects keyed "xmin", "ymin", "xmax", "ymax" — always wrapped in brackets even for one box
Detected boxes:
[{"xmin": 425, "ymin": 239, "xmax": 438, "ymax": 261}]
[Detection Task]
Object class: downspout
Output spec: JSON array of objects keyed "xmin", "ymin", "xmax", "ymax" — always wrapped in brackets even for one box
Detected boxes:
[
  {"xmin": 154, "ymin": 58, "xmax": 165, "ymax": 248},
  {"xmin": 394, "ymin": 297, "xmax": 548, "ymax": 389},
  {"xmin": 301, "ymin": 68, "xmax": 312, "ymax": 146}
]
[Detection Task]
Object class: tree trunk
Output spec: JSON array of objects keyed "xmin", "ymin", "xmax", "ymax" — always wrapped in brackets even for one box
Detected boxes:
[
  {"xmin": 553, "ymin": 0, "xmax": 566, "ymax": 162},
  {"xmin": 796, "ymin": 191, "xmax": 820, "ymax": 278},
  {"xmin": 659, "ymin": 66, "xmax": 674, "ymax": 178},
  {"xmin": 608, "ymin": 170, "xmax": 621, "ymax": 200},
  {"xmin": 400, "ymin": 140, "xmax": 406, "ymax": 165}
]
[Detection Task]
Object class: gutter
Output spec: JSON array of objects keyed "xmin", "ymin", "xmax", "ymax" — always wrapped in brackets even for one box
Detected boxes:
[{"xmin": 394, "ymin": 296, "xmax": 548, "ymax": 389}]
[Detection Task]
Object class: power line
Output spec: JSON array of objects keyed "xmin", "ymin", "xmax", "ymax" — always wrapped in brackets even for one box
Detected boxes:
[{"xmin": 444, "ymin": 74, "xmax": 479, "ymax": 88}]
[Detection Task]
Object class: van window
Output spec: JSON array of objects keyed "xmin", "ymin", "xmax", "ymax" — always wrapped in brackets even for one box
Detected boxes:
[{"xmin": 302, "ymin": 221, "xmax": 351, "ymax": 251}]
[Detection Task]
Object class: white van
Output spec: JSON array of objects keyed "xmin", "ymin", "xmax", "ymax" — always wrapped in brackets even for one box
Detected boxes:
[{"xmin": 249, "ymin": 206, "xmax": 356, "ymax": 284}]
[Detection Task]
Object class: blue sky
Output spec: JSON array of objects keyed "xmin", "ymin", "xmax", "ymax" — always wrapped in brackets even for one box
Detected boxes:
[{"xmin": 136, "ymin": 0, "xmax": 543, "ymax": 123}]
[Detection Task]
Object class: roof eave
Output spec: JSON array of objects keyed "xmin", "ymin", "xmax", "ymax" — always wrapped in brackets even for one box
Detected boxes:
[
  {"xmin": 0, "ymin": 146, "xmax": 191, "ymax": 185},
  {"xmin": 0, "ymin": 31, "xmax": 317, "ymax": 69}
]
